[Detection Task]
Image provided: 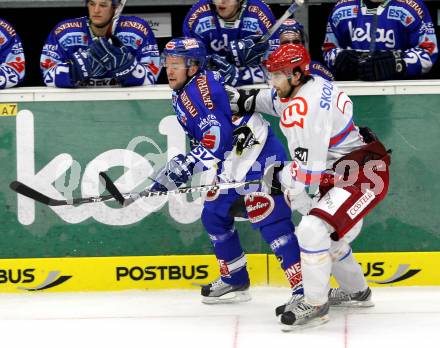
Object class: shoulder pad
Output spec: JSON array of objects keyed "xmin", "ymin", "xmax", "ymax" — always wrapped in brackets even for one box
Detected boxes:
[
  {"xmin": 334, "ymin": 0, "xmax": 358, "ymax": 8},
  {"xmin": 394, "ymin": 0, "xmax": 425, "ymax": 20},
  {"xmin": 0, "ymin": 19, "xmax": 16, "ymax": 37},
  {"xmin": 53, "ymin": 18, "xmax": 85, "ymax": 36},
  {"xmin": 118, "ymin": 16, "xmax": 151, "ymax": 36},
  {"xmin": 245, "ymin": 1, "xmax": 274, "ymax": 31},
  {"xmin": 186, "ymin": 1, "xmax": 213, "ymax": 31}
]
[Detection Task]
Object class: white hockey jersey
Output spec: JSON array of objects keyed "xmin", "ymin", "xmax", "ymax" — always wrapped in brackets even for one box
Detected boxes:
[{"xmin": 256, "ymin": 76, "xmax": 365, "ymax": 188}]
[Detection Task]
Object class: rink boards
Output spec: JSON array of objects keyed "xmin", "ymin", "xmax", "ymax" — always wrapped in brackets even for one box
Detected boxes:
[{"xmin": 0, "ymin": 252, "xmax": 439, "ymax": 293}]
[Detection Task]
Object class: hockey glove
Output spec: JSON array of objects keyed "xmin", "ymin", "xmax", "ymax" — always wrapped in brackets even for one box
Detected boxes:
[
  {"xmin": 358, "ymin": 51, "xmax": 406, "ymax": 81},
  {"xmin": 225, "ymin": 85, "xmax": 259, "ymax": 115},
  {"xmin": 228, "ymin": 35, "xmax": 269, "ymax": 67},
  {"xmin": 150, "ymin": 154, "xmax": 196, "ymax": 192},
  {"xmin": 89, "ymin": 37, "xmax": 138, "ymax": 81},
  {"xmin": 210, "ymin": 54, "xmax": 240, "ymax": 86},
  {"xmin": 69, "ymin": 49, "xmax": 107, "ymax": 83},
  {"xmin": 333, "ymin": 49, "xmax": 362, "ymax": 81}
]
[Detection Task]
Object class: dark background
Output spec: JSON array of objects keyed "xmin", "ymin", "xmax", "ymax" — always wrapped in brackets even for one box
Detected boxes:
[{"xmin": 1, "ymin": 2, "xmax": 440, "ymax": 86}]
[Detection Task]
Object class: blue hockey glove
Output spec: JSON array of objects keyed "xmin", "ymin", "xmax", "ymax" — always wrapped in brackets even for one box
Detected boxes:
[
  {"xmin": 210, "ymin": 54, "xmax": 240, "ymax": 86},
  {"xmin": 358, "ymin": 51, "xmax": 406, "ymax": 81},
  {"xmin": 150, "ymin": 154, "xmax": 196, "ymax": 192},
  {"xmin": 89, "ymin": 37, "xmax": 138, "ymax": 80},
  {"xmin": 228, "ymin": 35, "xmax": 269, "ymax": 67},
  {"xmin": 69, "ymin": 48, "xmax": 107, "ymax": 83}
]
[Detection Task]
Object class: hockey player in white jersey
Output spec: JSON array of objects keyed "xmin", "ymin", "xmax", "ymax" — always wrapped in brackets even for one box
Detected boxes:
[{"xmin": 228, "ymin": 43, "xmax": 391, "ymax": 329}]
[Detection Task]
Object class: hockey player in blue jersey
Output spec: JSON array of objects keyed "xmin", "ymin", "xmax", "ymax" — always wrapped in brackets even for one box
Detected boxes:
[
  {"xmin": 0, "ymin": 18, "xmax": 25, "ymax": 89},
  {"xmin": 272, "ymin": 18, "xmax": 334, "ymax": 81},
  {"xmin": 323, "ymin": 0, "xmax": 438, "ymax": 81},
  {"xmin": 40, "ymin": 0, "xmax": 160, "ymax": 88},
  {"xmin": 151, "ymin": 37, "xmax": 303, "ymax": 305},
  {"xmin": 183, "ymin": 0, "xmax": 277, "ymax": 86}
]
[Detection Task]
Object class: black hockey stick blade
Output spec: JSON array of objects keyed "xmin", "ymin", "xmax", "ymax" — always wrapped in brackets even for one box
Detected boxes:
[
  {"xmin": 9, "ymin": 180, "xmax": 117, "ymax": 206},
  {"xmin": 99, "ymin": 172, "xmax": 125, "ymax": 205}
]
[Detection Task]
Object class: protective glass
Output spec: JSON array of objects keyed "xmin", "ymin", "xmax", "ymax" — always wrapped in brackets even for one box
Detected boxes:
[
  {"xmin": 160, "ymin": 54, "xmax": 189, "ymax": 69},
  {"xmin": 267, "ymin": 70, "xmax": 292, "ymax": 85}
]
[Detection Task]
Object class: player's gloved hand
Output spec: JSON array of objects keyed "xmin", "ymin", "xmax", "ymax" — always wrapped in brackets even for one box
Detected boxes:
[
  {"xmin": 333, "ymin": 49, "xmax": 362, "ymax": 80},
  {"xmin": 225, "ymin": 85, "xmax": 259, "ymax": 115},
  {"xmin": 284, "ymin": 188, "xmax": 313, "ymax": 215},
  {"xmin": 210, "ymin": 54, "xmax": 240, "ymax": 86},
  {"xmin": 150, "ymin": 154, "xmax": 196, "ymax": 191},
  {"xmin": 228, "ymin": 35, "xmax": 269, "ymax": 67},
  {"xmin": 358, "ymin": 51, "xmax": 406, "ymax": 81},
  {"xmin": 89, "ymin": 37, "xmax": 138, "ymax": 80},
  {"xmin": 69, "ymin": 48, "xmax": 107, "ymax": 83}
]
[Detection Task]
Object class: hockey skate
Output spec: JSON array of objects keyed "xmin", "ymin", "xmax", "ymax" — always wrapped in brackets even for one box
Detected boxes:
[
  {"xmin": 275, "ymin": 293, "xmax": 304, "ymax": 317},
  {"xmin": 328, "ymin": 287, "xmax": 374, "ymax": 308},
  {"xmin": 280, "ymin": 299, "xmax": 329, "ymax": 331},
  {"xmin": 201, "ymin": 278, "xmax": 251, "ymax": 304}
]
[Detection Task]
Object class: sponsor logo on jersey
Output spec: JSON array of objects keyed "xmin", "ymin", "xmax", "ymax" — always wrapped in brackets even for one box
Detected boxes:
[
  {"xmin": 242, "ymin": 17, "xmax": 260, "ymax": 32},
  {"xmin": 201, "ymin": 126, "xmax": 221, "ymax": 152},
  {"xmin": 117, "ymin": 32, "xmax": 143, "ymax": 48},
  {"xmin": 284, "ymin": 262, "xmax": 302, "ymax": 289},
  {"xmin": 120, "ymin": 20, "xmax": 149, "ymax": 36},
  {"xmin": 180, "ymin": 91, "xmax": 198, "ymax": 117},
  {"xmin": 218, "ymin": 259, "xmax": 230, "ymax": 277},
  {"xmin": 331, "ymin": 5, "xmax": 358, "ymax": 27},
  {"xmin": 54, "ymin": 21, "xmax": 82, "ymax": 35},
  {"xmin": 59, "ymin": 33, "xmax": 88, "ymax": 49},
  {"xmin": 349, "ymin": 22, "xmax": 396, "ymax": 48},
  {"xmin": 187, "ymin": 4, "xmax": 211, "ymax": 30},
  {"xmin": 361, "ymin": 262, "xmax": 421, "ymax": 284},
  {"xmin": 419, "ymin": 37, "xmax": 437, "ymax": 55},
  {"xmin": 387, "ymin": 6, "xmax": 415, "ymax": 26},
  {"xmin": 196, "ymin": 75, "xmax": 214, "ymax": 110},
  {"xmin": 294, "ymin": 147, "xmax": 309, "ymax": 162},
  {"xmin": 198, "ymin": 114, "xmax": 220, "ymax": 130},
  {"xmin": 247, "ymin": 5, "xmax": 272, "ymax": 30},
  {"xmin": 245, "ymin": 192, "xmax": 274, "ymax": 223},
  {"xmin": 6, "ymin": 56, "xmax": 25, "ymax": 74},
  {"xmin": 116, "ymin": 265, "xmax": 209, "ymax": 281},
  {"xmin": 395, "ymin": 0, "xmax": 424, "ymax": 19},
  {"xmin": 0, "ymin": 268, "xmax": 72, "ymax": 291},
  {"xmin": 320, "ymin": 80, "xmax": 334, "ymax": 110},
  {"xmin": 0, "ymin": 20, "xmax": 16, "ymax": 36},
  {"xmin": 281, "ymin": 97, "xmax": 308, "ymax": 128},
  {"xmin": 195, "ymin": 16, "xmax": 215, "ymax": 35},
  {"xmin": 347, "ymin": 189, "xmax": 375, "ymax": 219},
  {"xmin": 0, "ymin": 31, "xmax": 7, "ymax": 46}
]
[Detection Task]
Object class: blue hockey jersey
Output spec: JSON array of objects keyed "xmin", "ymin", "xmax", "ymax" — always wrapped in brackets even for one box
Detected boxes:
[
  {"xmin": 41, "ymin": 16, "xmax": 160, "ymax": 87},
  {"xmin": 183, "ymin": 0, "xmax": 278, "ymax": 86},
  {"xmin": 323, "ymin": 0, "xmax": 438, "ymax": 77},
  {"xmin": 172, "ymin": 70, "xmax": 234, "ymax": 171},
  {"xmin": 0, "ymin": 18, "xmax": 25, "ymax": 89}
]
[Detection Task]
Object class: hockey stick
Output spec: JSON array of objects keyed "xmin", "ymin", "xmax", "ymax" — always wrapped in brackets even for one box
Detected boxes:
[
  {"xmin": 109, "ymin": 0, "xmax": 127, "ymax": 36},
  {"xmin": 258, "ymin": 0, "xmax": 305, "ymax": 44},
  {"xmin": 9, "ymin": 178, "xmax": 260, "ymax": 207}
]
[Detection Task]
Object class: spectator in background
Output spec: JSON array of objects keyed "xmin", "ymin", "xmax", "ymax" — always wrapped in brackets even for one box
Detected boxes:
[
  {"xmin": 274, "ymin": 18, "xmax": 334, "ymax": 81},
  {"xmin": 40, "ymin": 0, "xmax": 160, "ymax": 88},
  {"xmin": 322, "ymin": 0, "xmax": 438, "ymax": 81},
  {"xmin": 183, "ymin": 0, "xmax": 277, "ymax": 86},
  {"xmin": 0, "ymin": 18, "xmax": 25, "ymax": 89}
]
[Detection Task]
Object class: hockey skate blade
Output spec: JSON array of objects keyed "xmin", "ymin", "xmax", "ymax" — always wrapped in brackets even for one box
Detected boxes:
[
  {"xmin": 202, "ymin": 290, "xmax": 251, "ymax": 304},
  {"xmin": 330, "ymin": 300, "xmax": 374, "ymax": 308},
  {"xmin": 280, "ymin": 314, "xmax": 329, "ymax": 332}
]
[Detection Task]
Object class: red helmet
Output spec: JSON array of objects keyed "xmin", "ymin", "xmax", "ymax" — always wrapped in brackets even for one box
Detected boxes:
[{"xmin": 264, "ymin": 44, "xmax": 311, "ymax": 76}]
